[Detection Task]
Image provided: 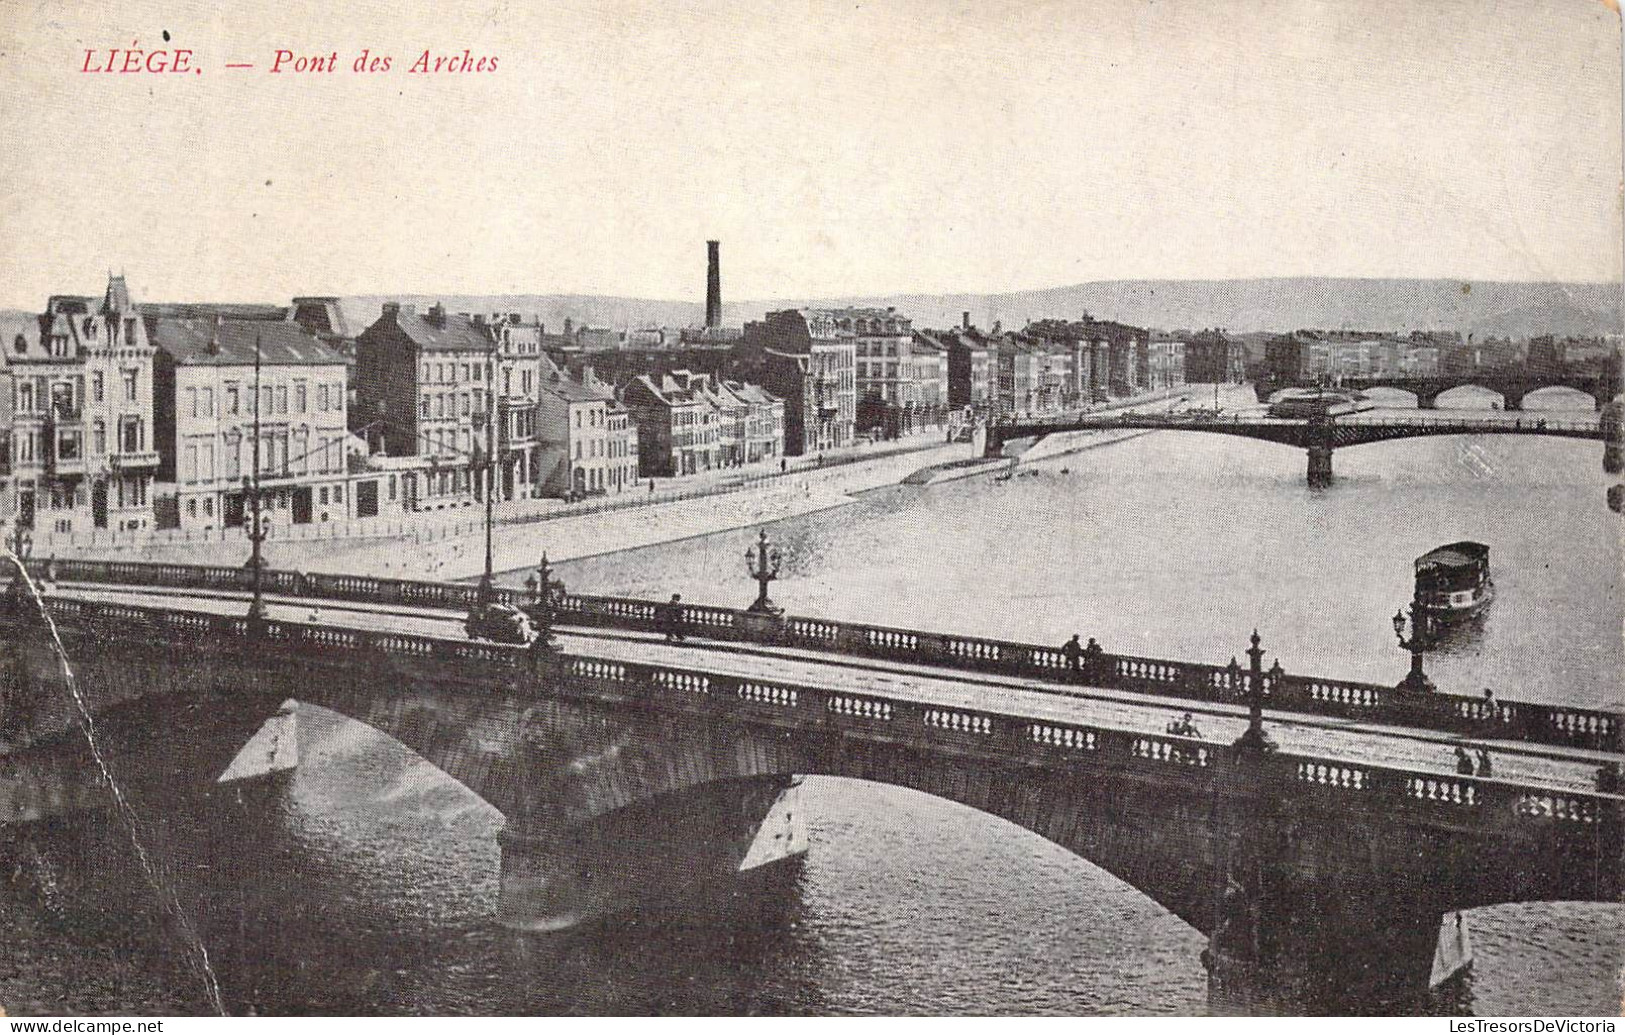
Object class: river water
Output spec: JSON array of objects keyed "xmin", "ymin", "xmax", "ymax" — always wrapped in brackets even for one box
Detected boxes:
[{"xmin": 5, "ymin": 388, "xmax": 1621, "ymax": 1016}]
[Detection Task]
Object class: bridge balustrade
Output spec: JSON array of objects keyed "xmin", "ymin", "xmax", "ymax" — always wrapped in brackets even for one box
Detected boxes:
[
  {"xmin": 15, "ymin": 593, "xmax": 1623, "ymax": 838},
  {"xmin": 18, "ymin": 559, "xmax": 1623, "ymax": 753}
]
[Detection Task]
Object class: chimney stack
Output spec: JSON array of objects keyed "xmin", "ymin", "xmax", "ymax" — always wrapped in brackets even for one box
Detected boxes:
[
  {"xmin": 962, "ymin": 311, "xmax": 971, "ymax": 330},
  {"xmin": 705, "ymin": 240, "xmax": 722, "ymax": 329}
]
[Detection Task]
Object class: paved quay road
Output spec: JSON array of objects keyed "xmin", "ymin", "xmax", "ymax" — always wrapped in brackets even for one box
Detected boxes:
[{"xmin": 38, "ymin": 582, "xmax": 1617, "ymax": 795}]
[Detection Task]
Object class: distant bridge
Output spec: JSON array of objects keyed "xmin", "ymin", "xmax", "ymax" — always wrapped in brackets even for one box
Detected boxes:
[
  {"xmin": 984, "ymin": 412, "xmax": 1612, "ymax": 485},
  {"xmin": 1, "ymin": 559, "xmax": 1621, "ymax": 1015},
  {"xmin": 1256, "ymin": 371, "xmax": 1618, "ymax": 411}
]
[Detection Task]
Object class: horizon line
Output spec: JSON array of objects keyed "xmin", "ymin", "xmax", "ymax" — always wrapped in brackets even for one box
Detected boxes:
[{"xmin": 2, "ymin": 271, "xmax": 1622, "ymax": 315}]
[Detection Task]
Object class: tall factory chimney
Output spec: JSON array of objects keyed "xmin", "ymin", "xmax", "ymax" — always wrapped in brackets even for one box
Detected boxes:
[{"xmin": 705, "ymin": 240, "xmax": 722, "ymax": 329}]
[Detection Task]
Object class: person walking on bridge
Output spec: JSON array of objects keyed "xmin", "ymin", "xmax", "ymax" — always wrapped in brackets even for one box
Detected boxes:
[
  {"xmin": 661, "ymin": 593, "xmax": 687, "ymax": 644},
  {"xmin": 1454, "ymin": 746, "xmax": 1474, "ymax": 775},
  {"xmin": 1060, "ymin": 634, "xmax": 1084, "ymax": 675}
]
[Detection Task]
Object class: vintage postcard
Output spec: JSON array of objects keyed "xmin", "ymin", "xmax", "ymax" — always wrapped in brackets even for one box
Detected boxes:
[{"xmin": 0, "ymin": 0, "xmax": 1620, "ymax": 1021}]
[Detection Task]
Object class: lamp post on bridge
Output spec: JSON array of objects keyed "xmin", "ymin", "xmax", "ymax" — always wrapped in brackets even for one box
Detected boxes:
[
  {"xmin": 3, "ymin": 519, "xmax": 32, "ymax": 607},
  {"xmin": 242, "ymin": 332, "xmax": 268, "ymax": 628},
  {"xmin": 471, "ymin": 333, "xmax": 499, "ymax": 626},
  {"xmin": 1392, "ymin": 598, "xmax": 1436, "ymax": 694},
  {"xmin": 744, "ymin": 530, "xmax": 783, "ymax": 616},
  {"xmin": 524, "ymin": 552, "xmax": 567, "ymax": 652},
  {"xmin": 1232, "ymin": 629, "xmax": 1278, "ymax": 755},
  {"xmin": 6, "ymin": 519, "xmax": 32, "ymax": 563}
]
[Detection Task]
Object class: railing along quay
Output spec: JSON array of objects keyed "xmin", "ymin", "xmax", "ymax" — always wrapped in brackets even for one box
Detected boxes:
[
  {"xmin": 17, "ymin": 557, "xmax": 1624, "ymax": 754},
  {"xmin": 15, "ymin": 593, "xmax": 1621, "ymax": 836}
]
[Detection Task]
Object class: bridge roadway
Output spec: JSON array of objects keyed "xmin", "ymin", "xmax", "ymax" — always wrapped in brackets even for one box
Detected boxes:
[{"xmin": 42, "ymin": 581, "xmax": 1617, "ymax": 796}]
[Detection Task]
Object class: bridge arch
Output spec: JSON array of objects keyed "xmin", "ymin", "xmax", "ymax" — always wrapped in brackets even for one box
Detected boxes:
[
  {"xmin": 1433, "ymin": 385, "xmax": 1505, "ymax": 410},
  {"xmin": 1358, "ymin": 386, "xmax": 1419, "ymax": 409},
  {"xmin": 1520, "ymin": 385, "xmax": 1601, "ymax": 411},
  {"xmin": 493, "ymin": 695, "xmax": 1225, "ymax": 935}
]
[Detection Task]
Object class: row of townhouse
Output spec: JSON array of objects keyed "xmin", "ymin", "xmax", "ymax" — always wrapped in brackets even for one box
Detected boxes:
[
  {"xmin": 1, "ymin": 282, "xmax": 646, "ymax": 536},
  {"xmin": 621, "ymin": 370, "xmax": 785, "ymax": 477},
  {"xmin": 0, "ymin": 276, "xmax": 380, "ymax": 536},
  {"xmin": 1265, "ymin": 332, "xmax": 1444, "ymax": 384},
  {"xmin": 353, "ymin": 302, "xmax": 644, "ymax": 507}
]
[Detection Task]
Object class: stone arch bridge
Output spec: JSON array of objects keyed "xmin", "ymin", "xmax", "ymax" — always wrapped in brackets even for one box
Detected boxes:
[{"xmin": 0, "ymin": 582, "xmax": 1618, "ymax": 1015}]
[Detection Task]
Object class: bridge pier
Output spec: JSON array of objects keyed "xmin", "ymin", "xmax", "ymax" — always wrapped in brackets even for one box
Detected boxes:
[
  {"xmin": 1204, "ymin": 757, "xmax": 1451, "ymax": 1015},
  {"xmin": 1306, "ymin": 446, "xmax": 1334, "ymax": 488},
  {"xmin": 496, "ymin": 776, "xmax": 807, "ymax": 933}
]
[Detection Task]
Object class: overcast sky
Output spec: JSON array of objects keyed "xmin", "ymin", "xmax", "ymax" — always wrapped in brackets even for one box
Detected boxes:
[{"xmin": 1, "ymin": 0, "xmax": 1619, "ymax": 308}]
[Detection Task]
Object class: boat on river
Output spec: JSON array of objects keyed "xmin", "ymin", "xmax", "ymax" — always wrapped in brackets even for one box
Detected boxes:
[
  {"xmin": 1414, "ymin": 541, "xmax": 1494, "ymax": 622},
  {"xmin": 1268, "ymin": 389, "xmax": 1377, "ymax": 419}
]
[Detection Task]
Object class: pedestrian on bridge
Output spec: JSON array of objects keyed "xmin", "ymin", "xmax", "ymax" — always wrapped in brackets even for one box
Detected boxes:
[
  {"xmin": 1597, "ymin": 764, "xmax": 1621, "ymax": 794},
  {"xmin": 661, "ymin": 593, "xmax": 687, "ymax": 644},
  {"xmin": 1061, "ymin": 634, "xmax": 1084, "ymax": 675},
  {"xmin": 1082, "ymin": 637, "xmax": 1105, "ymax": 680},
  {"xmin": 1454, "ymin": 746, "xmax": 1474, "ymax": 775},
  {"xmin": 1476, "ymin": 749, "xmax": 1493, "ymax": 778}
]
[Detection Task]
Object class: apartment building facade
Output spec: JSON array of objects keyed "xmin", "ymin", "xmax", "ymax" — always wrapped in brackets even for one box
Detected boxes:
[
  {"xmin": 148, "ymin": 316, "xmax": 351, "ymax": 530},
  {"xmin": 2, "ymin": 276, "xmax": 159, "ymax": 535}
]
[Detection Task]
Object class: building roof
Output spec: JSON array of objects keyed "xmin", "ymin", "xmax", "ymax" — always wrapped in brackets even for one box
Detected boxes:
[
  {"xmin": 911, "ymin": 331, "xmax": 948, "ymax": 354},
  {"xmin": 629, "ymin": 372, "xmax": 712, "ymax": 407},
  {"xmin": 540, "ymin": 371, "xmax": 613, "ymax": 404},
  {"xmin": 722, "ymin": 380, "xmax": 781, "ymax": 406},
  {"xmin": 369, "ymin": 303, "xmax": 493, "ymax": 353},
  {"xmin": 140, "ymin": 302, "xmax": 292, "ymax": 321},
  {"xmin": 146, "ymin": 317, "xmax": 346, "ymax": 366}
]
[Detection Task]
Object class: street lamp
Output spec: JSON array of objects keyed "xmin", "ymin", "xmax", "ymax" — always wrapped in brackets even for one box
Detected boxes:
[
  {"xmin": 1232, "ymin": 629, "xmax": 1278, "ymax": 755},
  {"xmin": 524, "ymin": 551, "xmax": 568, "ymax": 652},
  {"xmin": 6, "ymin": 519, "xmax": 32, "ymax": 562},
  {"xmin": 243, "ymin": 333, "xmax": 268, "ymax": 627},
  {"xmin": 242, "ymin": 474, "xmax": 268, "ymax": 623},
  {"xmin": 744, "ymin": 529, "xmax": 783, "ymax": 615},
  {"xmin": 1393, "ymin": 600, "xmax": 1436, "ymax": 693},
  {"xmin": 470, "ymin": 333, "xmax": 499, "ymax": 626}
]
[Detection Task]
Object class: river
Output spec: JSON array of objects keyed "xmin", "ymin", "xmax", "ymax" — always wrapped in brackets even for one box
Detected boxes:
[{"xmin": 3, "ymin": 388, "xmax": 1619, "ymax": 1016}]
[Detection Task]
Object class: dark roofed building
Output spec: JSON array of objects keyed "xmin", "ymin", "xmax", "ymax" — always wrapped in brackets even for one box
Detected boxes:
[
  {"xmin": 147, "ymin": 315, "xmax": 352, "ymax": 531},
  {"xmin": 353, "ymin": 302, "xmax": 494, "ymax": 511}
]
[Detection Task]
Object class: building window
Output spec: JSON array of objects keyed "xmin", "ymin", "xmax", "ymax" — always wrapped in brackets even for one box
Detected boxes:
[
  {"xmin": 227, "ymin": 385, "xmax": 240, "ymax": 414},
  {"xmin": 319, "ymin": 487, "xmax": 329, "ymax": 505},
  {"xmin": 275, "ymin": 385, "xmax": 288, "ymax": 414},
  {"xmin": 92, "ymin": 372, "xmax": 104, "ymax": 402},
  {"xmin": 92, "ymin": 420, "xmax": 106, "ymax": 454},
  {"xmin": 296, "ymin": 383, "xmax": 308, "ymax": 413},
  {"xmin": 119, "ymin": 417, "xmax": 142, "ymax": 453},
  {"xmin": 334, "ymin": 485, "xmax": 343, "ymax": 503},
  {"xmin": 123, "ymin": 370, "xmax": 137, "ymax": 402}
]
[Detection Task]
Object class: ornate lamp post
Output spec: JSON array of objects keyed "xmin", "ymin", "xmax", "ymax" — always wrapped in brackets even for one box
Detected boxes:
[
  {"xmin": 1233, "ymin": 629, "xmax": 1278, "ymax": 755},
  {"xmin": 6, "ymin": 519, "xmax": 32, "ymax": 562},
  {"xmin": 744, "ymin": 529, "xmax": 783, "ymax": 615},
  {"xmin": 524, "ymin": 552, "xmax": 568, "ymax": 652},
  {"xmin": 4, "ymin": 519, "xmax": 32, "ymax": 606},
  {"xmin": 470, "ymin": 333, "xmax": 499, "ymax": 627},
  {"xmin": 1393, "ymin": 599, "xmax": 1436, "ymax": 693},
  {"xmin": 243, "ymin": 333, "xmax": 268, "ymax": 626}
]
